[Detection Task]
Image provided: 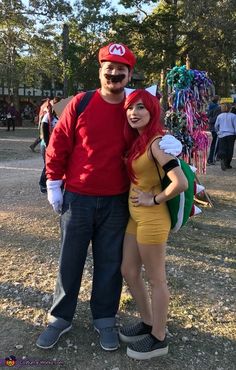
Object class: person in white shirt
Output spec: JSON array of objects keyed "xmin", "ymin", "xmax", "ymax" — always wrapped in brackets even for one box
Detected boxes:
[
  {"xmin": 215, "ymin": 103, "xmax": 236, "ymax": 170},
  {"xmin": 39, "ymin": 99, "xmax": 59, "ymax": 192}
]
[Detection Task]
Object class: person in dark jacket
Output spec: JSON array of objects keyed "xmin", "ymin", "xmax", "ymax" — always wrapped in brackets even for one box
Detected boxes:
[
  {"xmin": 6, "ymin": 103, "xmax": 17, "ymax": 131},
  {"xmin": 207, "ymin": 96, "xmax": 221, "ymax": 164}
]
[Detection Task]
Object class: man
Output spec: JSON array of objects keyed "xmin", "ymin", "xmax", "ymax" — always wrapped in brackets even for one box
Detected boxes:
[
  {"xmin": 7, "ymin": 102, "xmax": 17, "ymax": 131},
  {"xmin": 207, "ymin": 95, "xmax": 221, "ymax": 164},
  {"xmin": 36, "ymin": 42, "xmax": 182, "ymax": 351},
  {"xmin": 215, "ymin": 103, "xmax": 236, "ymax": 170}
]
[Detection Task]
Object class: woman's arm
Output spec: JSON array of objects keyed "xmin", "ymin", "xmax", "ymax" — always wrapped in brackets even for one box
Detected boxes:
[
  {"xmin": 151, "ymin": 139, "xmax": 188, "ymax": 203},
  {"xmin": 130, "ymin": 138, "xmax": 188, "ymax": 207}
]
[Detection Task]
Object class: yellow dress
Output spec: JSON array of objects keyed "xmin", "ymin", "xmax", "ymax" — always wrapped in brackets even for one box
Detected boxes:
[{"xmin": 126, "ymin": 147, "xmax": 171, "ymax": 244}]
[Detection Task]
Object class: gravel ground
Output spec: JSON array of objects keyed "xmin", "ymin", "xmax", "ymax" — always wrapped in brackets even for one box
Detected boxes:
[{"xmin": 0, "ymin": 127, "xmax": 235, "ymax": 370}]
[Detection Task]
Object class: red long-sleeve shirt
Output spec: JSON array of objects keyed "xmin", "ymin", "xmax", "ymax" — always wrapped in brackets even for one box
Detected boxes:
[{"xmin": 46, "ymin": 90, "xmax": 130, "ymax": 195}]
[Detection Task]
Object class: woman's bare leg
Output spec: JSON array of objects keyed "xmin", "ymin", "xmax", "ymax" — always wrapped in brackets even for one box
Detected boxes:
[
  {"xmin": 138, "ymin": 242, "xmax": 169, "ymax": 340},
  {"xmin": 121, "ymin": 233, "xmax": 152, "ymax": 325}
]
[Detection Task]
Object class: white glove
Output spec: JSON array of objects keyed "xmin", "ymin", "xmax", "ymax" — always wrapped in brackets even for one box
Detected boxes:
[
  {"xmin": 159, "ymin": 134, "xmax": 182, "ymax": 156},
  {"xmin": 46, "ymin": 179, "xmax": 63, "ymax": 214}
]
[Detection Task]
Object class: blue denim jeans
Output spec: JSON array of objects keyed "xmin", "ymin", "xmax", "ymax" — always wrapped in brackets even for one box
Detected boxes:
[
  {"xmin": 39, "ymin": 143, "xmax": 46, "ymax": 188},
  {"xmin": 207, "ymin": 131, "xmax": 218, "ymax": 163},
  {"xmin": 50, "ymin": 190, "xmax": 129, "ymax": 323}
]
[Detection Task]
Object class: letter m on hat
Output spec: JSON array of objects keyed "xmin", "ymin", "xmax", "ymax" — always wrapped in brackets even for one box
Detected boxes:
[{"xmin": 109, "ymin": 44, "xmax": 125, "ymax": 56}]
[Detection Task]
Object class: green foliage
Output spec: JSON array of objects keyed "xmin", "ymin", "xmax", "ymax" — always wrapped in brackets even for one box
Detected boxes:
[
  {"xmin": 0, "ymin": 0, "xmax": 235, "ymax": 99},
  {"xmin": 0, "ymin": 0, "xmax": 32, "ymax": 93},
  {"xmin": 177, "ymin": 0, "xmax": 236, "ymax": 94},
  {"xmin": 28, "ymin": 0, "xmax": 72, "ymax": 20},
  {"xmin": 64, "ymin": 1, "xmax": 116, "ymax": 91}
]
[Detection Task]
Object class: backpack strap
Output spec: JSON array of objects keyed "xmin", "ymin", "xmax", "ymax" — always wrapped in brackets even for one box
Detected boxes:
[
  {"xmin": 150, "ymin": 140, "xmax": 163, "ymax": 184},
  {"xmin": 76, "ymin": 90, "xmax": 96, "ymax": 117}
]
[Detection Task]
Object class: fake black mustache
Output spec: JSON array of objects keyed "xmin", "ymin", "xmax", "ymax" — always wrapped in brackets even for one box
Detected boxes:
[{"xmin": 104, "ymin": 74, "xmax": 126, "ymax": 83}]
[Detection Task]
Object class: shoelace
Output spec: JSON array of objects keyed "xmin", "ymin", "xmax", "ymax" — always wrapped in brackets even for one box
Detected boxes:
[{"xmin": 100, "ymin": 326, "xmax": 118, "ymax": 333}]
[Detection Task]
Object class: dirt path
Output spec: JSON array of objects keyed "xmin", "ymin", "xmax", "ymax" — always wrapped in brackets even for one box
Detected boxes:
[{"xmin": 0, "ymin": 128, "xmax": 235, "ymax": 370}]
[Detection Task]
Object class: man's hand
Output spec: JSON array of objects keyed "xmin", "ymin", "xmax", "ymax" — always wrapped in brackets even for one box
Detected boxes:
[
  {"xmin": 159, "ymin": 134, "xmax": 182, "ymax": 157},
  {"xmin": 46, "ymin": 179, "xmax": 63, "ymax": 214}
]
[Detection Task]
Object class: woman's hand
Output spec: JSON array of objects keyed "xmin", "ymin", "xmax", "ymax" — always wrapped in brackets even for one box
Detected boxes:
[{"xmin": 130, "ymin": 188, "xmax": 154, "ymax": 207}]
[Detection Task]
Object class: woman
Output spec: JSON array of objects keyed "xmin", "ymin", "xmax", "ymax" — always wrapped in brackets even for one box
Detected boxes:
[{"xmin": 119, "ymin": 90, "xmax": 188, "ymax": 360}]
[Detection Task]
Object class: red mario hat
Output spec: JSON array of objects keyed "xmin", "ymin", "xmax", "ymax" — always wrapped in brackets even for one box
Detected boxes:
[{"xmin": 98, "ymin": 43, "xmax": 136, "ymax": 69}]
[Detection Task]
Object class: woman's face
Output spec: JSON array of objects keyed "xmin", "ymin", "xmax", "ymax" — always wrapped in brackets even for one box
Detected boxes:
[{"xmin": 126, "ymin": 99, "xmax": 151, "ymax": 133}]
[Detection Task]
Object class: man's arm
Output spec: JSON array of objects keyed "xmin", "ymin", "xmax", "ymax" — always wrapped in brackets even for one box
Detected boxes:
[
  {"xmin": 45, "ymin": 93, "xmax": 85, "ymax": 213},
  {"xmin": 45, "ymin": 93, "xmax": 84, "ymax": 180}
]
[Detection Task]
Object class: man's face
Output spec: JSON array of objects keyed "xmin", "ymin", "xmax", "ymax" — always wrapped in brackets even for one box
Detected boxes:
[{"xmin": 99, "ymin": 61, "xmax": 132, "ymax": 94}]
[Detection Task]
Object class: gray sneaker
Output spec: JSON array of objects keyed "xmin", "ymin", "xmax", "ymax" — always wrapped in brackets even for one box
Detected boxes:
[
  {"xmin": 127, "ymin": 334, "xmax": 168, "ymax": 360},
  {"xmin": 94, "ymin": 317, "xmax": 119, "ymax": 351},
  {"xmin": 119, "ymin": 321, "xmax": 152, "ymax": 343},
  {"xmin": 36, "ymin": 322, "xmax": 72, "ymax": 349}
]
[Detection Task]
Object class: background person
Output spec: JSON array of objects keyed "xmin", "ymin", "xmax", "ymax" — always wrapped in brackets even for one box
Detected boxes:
[
  {"xmin": 39, "ymin": 97, "xmax": 60, "ymax": 193},
  {"xmin": 207, "ymin": 95, "xmax": 221, "ymax": 164},
  {"xmin": 6, "ymin": 102, "xmax": 17, "ymax": 131},
  {"xmin": 29, "ymin": 99, "xmax": 50, "ymax": 152},
  {"xmin": 36, "ymin": 42, "xmax": 182, "ymax": 352},
  {"xmin": 230, "ymin": 105, "xmax": 236, "ymax": 114},
  {"xmin": 215, "ymin": 103, "xmax": 236, "ymax": 170},
  {"xmin": 119, "ymin": 89, "xmax": 188, "ymax": 360}
]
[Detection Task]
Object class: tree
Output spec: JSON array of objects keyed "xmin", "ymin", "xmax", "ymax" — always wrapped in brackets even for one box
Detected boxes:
[
  {"xmin": 115, "ymin": 0, "xmax": 236, "ymax": 95},
  {"xmin": 178, "ymin": 0, "xmax": 236, "ymax": 95},
  {"xmin": 27, "ymin": 0, "xmax": 72, "ymax": 21},
  {"xmin": 63, "ymin": 0, "xmax": 116, "ymax": 93},
  {"xmin": 110, "ymin": 0, "xmax": 180, "ymax": 87},
  {"xmin": 0, "ymin": 0, "xmax": 235, "ymax": 104},
  {"xmin": 0, "ymin": 0, "xmax": 72, "ymax": 103},
  {"xmin": 0, "ymin": 0, "xmax": 32, "ymax": 103}
]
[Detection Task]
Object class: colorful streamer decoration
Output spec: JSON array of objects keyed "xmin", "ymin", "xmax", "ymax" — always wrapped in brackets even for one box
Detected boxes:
[{"xmin": 165, "ymin": 65, "xmax": 213, "ymax": 174}]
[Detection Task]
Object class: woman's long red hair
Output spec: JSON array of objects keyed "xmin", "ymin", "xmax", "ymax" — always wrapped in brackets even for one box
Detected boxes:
[{"xmin": 124, "ymin": 89, "xmax": 164, "ymax": 183}]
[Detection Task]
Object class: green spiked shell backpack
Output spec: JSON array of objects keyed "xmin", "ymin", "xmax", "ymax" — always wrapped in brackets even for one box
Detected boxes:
[{"xmin": 151, "ymin": 147, "xmax": 203, "ymax": 232}]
